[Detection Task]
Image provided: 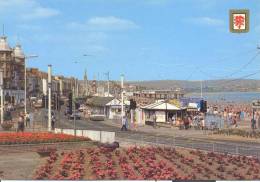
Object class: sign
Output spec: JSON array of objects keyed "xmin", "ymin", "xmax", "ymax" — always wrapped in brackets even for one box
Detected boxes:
[
  {"xmin": 179, "ymin": 97, "xmax": 202, "ymax": 107},
  {"xmin": 169, "ymin": 99, "xmax": 181, "ymax": 108},
  {"xmin": 230, "ymin": 9, "xmax": 249, "ymax": 33},
  {"xmin": 48, "ymin": 83, "xmax": 52, "ymax": 88}
]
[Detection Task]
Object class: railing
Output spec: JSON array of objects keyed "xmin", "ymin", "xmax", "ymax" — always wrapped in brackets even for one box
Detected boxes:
[{"xmin": 117, "ymin": 135, "xmax": 260, "ymax": 159}]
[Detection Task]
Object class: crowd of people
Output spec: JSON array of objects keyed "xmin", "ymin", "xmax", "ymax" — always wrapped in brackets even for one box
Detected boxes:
[{"xmin": 207, "ymin": 101, "xmax": 260, "ymax": 129}]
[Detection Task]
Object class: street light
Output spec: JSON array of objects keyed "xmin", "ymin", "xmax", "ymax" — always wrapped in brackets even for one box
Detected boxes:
[
  {"xmin": 71, "ymin": 54, "xmax": 92, "ymax": 134},
  {"xmin": 24, "ymin": 55, "xmax": 38, "ymax": 115},
  {"xmin": 48, "ymin": 65, "xmax": 52, "ymax": 131}
]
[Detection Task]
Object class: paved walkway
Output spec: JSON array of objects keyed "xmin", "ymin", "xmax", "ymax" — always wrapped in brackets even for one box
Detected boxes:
[
  {"xmin": 101, "ymin": 119, "xmax": 260, "ymax": 144},
  {"xmin": 102, "ymin": 119, "xmax": 216, "ymax": 138}
]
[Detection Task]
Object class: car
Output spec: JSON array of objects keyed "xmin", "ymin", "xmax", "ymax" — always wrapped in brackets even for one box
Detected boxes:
[
  {"xmin": 78, "ymin": 105, "xmax": 86, "ymax": 112},
  {"xmin": 64, "ymin": 107, "xmax": 72, "ymax": 115},
  {"xmin": 90, "ymin": 114, "xmax": 105, "ymax": 121},
  {"xmin": 68, "ymin": 112, "xmax": 81, "ymax": 120}
]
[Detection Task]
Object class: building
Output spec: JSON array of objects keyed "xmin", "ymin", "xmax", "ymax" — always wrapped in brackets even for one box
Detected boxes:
[
  {"xmin": 86, "ymin": 96, "xmax": 114, "ymax": 116},
  {"xmin": 141, "ymin": 101, "xmax": 185, "ymax": 124},
  {"xmin": 133, "ymin": 89, "xmax": 184, "ymax": 106},
  {"xmin": 106, "ymin": 98, "xmax": 129, "ymax": 119},
  {"xmin": 0, "ymin": 36, "xmax": 25, "ymax": 104}
]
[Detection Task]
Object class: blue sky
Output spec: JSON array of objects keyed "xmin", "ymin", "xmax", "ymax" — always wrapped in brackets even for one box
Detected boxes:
[{"xmin": 1, "ymin": 0, "xmax": 260, "ymax": 81}]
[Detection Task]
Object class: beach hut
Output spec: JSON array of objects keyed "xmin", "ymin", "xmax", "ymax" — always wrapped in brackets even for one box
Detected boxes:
[
  {"xmin": 86, "ymin": 96, "xmax": 114, "ymax": 117},
  {"xmin": 106, "ymin": 98, "xmax": 130, "ymax": 119},
  {"xmin": 141, "ymin": 101, "xmax": 185, "ymax": 125}
]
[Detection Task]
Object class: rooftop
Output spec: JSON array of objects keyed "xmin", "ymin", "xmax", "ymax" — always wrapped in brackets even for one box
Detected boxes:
[
  {"xmin": 0, "ymin": 36, "xmax": 12, "ymax": 51},
  {"xmin": 14, "ymin": 44, "xmax": 25, "ymax": 59}
]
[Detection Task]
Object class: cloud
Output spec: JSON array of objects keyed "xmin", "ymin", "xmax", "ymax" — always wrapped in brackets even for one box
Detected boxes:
[
  {"xmin": 0, "ymin": 0, "xmax": 60, "ymax": 20},
  {"xmin": 22, "ymin": 7, "xmax": 60, "ymax": 20},
  {"xmin": 186, "ymin": 17, "xmax": 224, "ymax": 27},
  {"xmin": 88, "ymin": 16, "xmax": 139, "ymax": 29},
  {"xmin": 68, "ymin": 16, "xmax": 139, "ymax": 31}
]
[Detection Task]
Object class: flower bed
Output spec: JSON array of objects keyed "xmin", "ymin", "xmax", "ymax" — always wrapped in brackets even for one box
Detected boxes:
[
  {"xmin": 0, "ymin": 132, "xmax": 90, "ymax": 145},
  {"xmin": 1, "ymin": 122, "xmax": 13, "ymax": 131},
  {"xmin": 34, "ymin": 146, "xmax": 260, "ymax": 180}
]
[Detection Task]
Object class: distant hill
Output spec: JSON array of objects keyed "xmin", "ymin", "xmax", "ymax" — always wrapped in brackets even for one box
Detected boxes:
[{"xmin": 128, "ymin": 79, "xmax": 260, "ymax": 93}]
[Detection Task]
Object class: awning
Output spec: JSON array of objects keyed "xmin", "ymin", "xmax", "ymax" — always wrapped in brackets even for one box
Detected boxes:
[{"xmin": 142, "ymin": 101, "xmax": 182, "ymax": 111}]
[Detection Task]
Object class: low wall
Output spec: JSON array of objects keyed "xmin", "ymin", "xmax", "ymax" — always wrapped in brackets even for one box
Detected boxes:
[{"xmin": 54, "ymin": 128, "xmax": 115, "ymax": 144}]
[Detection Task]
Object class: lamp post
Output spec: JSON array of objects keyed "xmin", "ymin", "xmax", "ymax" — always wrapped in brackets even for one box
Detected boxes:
[
  {"xmin": 0, "ymin": 69, "xmax": 3, "ymax": 124},
  {"xmin": 104, "ymin": 71, "xmax": 110, "ymax": 97},
  {"xmin": 24, "ymin": 55, "xmax": 38, "ymax": 115},
  {"xmin": 48, "ymin": 65, "xmax": 52, "ymax": 131}
]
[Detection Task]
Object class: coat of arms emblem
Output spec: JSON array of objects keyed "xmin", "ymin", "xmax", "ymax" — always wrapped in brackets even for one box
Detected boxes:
[{"xmin": 229, "ymin": 9, "xmax": 249, "ymax": 33}]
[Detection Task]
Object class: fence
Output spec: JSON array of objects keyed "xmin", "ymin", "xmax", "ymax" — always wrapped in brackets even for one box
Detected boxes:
[
  {"xmin": 117, "ymin": 134, "xmax": 260, "ymax": 159},
  {"xmin": 54, "ymin": 128, "xmax": 115, "ymax": 143}
]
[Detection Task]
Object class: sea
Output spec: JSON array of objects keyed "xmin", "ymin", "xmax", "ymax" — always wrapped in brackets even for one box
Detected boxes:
[{"xmin": 186, "ymin": 92, "xmax": 260, "ymax": 103}]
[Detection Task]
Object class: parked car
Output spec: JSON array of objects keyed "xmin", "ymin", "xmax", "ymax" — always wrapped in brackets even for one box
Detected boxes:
[
  {"xmin": 68, "ymin": 112, "xmax": 81, "ymax": 120},
  {"xmin": 78, "ymin": 105, "xmax": 86, "ymax": 112},
  {"xmin": 64, "ymin": 107, "xmax": 72, "ymax": 115},
  {"xmin": 34, "ymin": 99, "xmax": 43, "ymax": 108},
  {"xmin": 90, "ymin": 114, "xmax": 105, "ymax": 121}
]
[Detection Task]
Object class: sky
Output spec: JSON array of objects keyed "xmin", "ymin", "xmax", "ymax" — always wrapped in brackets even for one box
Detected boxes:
[{"xmin": 0, "ymin": 0, "xmax": 260, "ymax": 81}]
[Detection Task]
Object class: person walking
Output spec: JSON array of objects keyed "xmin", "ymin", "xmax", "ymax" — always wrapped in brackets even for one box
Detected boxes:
[
  {"xmin": 25, "ymin": 112, "xmax": 30, "ymax": 127},
  {"xmin": 257, "ymin": 114, "xmax": 260, "ymax": 130},
  {"xmin": 121, "ymin": 116, "xmax": 127, "ymax": 131},
  {"xmin": 184, "ymin": 117, "xmax": 190, "ymax": 130},
  {"xmin": 153, "ymin": 114, "xmax": 157, "ymax": 128},
  {"xmin": 201, "ymin": 117, "xmax": 205, "ymax": 130},
  {"xmin": 29, "ymin": 112, "xmax": 34, "ymax": 129},
  {"xmin": 17, "ymin": 113, "xmax": 24, "ymax": 132},
  {"xmin": 251, "ymin": 117, "xmax": 256, "ymax": 130},
  {"xmin": 172, "ymin": 115, "xmax": 176, "ymax": 125},
  {"xmin": 51, "ymin": 112, "xmax": 55, "ymax": 130}
]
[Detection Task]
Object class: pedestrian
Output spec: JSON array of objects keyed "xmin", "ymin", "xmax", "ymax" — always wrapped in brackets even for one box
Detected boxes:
[
  {"xmin": 25, "ymin": 112, "xmax": 30, "ymax": 127},
  {"xmin": 17, "ymin": 114, "xmax": 24, "ymax": 132},
  {"xmin": 121, "ymin": 116, "xmax": 127, "ymax": 131},
  {"xmin": 29, "ymin": 112, "xmax": 34, "ymax": 128},
  {"xmin": 251, "ymin": 117, "xmax": 256, "ymax": 130},
  {"xmin": 153, "ymin": 114, "xmax": 157, "ymax": 128},
  {"xmin": 125, "ymin": 115, "xmax": 128, "ymax": 130},
  {"xmin": 169, "ymin": 116, "xmax": 172, "ymax": 125},
  {"xmin": 184, "ymin": 117, "xmax": 189, "ymax": 130},
  {"xmin": 51, "ymin": 113, "xmax": 55, "ymax": 130},
  {"xmin": 201, "ymin": 118, "xmax": 205, "ymax": 130},
  {"xmin": 257, "ymin": 115, "xmax": 260, "ymax": 130},
  {"xmin": 172, "ymin": 115, "xmax": 176, "ymax": 125}
]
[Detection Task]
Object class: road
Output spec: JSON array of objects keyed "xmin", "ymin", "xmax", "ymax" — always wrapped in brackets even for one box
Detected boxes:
[{"xmin": 34, "ymin": 108, "xmax": 260, "ymax": 158}]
